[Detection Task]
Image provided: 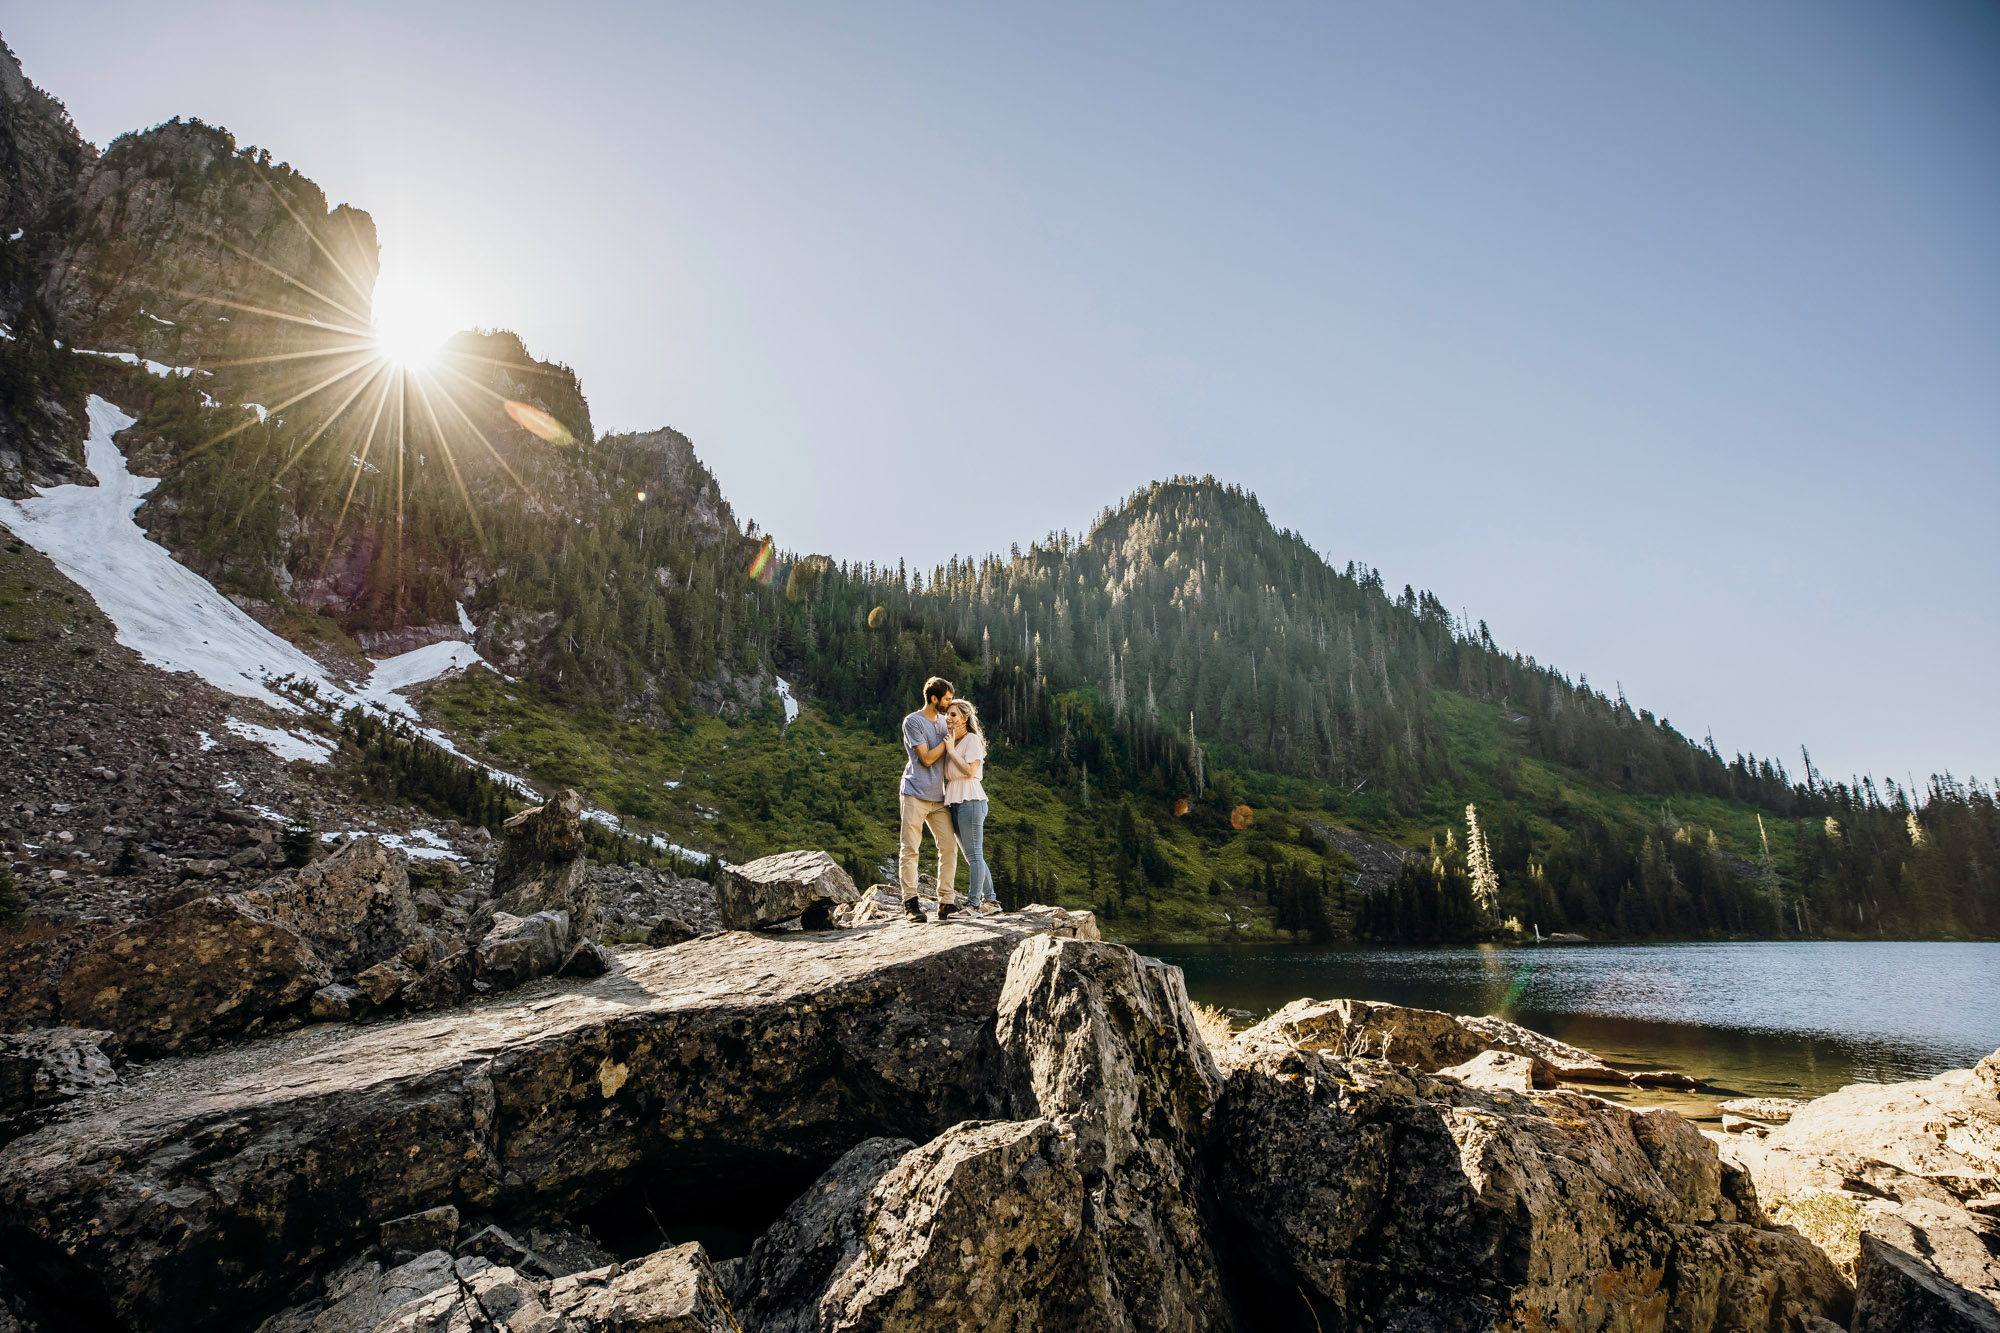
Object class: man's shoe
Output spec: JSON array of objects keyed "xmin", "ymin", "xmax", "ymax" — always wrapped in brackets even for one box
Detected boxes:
[
  {"xmin": 936, "ymin": 902, "xmax": 963, "ymax": 922},
  {"xmin": 903, "ymin": 899, "xmax": 927, "ymax": 923}
]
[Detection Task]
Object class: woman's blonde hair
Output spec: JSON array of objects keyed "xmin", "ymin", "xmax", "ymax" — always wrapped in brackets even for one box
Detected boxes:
[{"xmin": 948, "ymin": 699, "xmax": 985, "ymax": 740}]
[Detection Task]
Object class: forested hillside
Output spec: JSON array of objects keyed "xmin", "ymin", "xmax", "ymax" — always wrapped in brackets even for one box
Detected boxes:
[
  {"xmin": 2, "ymin": 36, "xmax": 1992, "ymax": 945},
  {"xmin": 761, "ymin": 480, "xmax": 1997, "ymax": 942}
]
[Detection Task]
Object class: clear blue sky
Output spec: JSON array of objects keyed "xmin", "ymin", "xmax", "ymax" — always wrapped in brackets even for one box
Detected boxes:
[{"xmin": 11, "ymin": 2, "xmax": 1998, "ymax": 787}]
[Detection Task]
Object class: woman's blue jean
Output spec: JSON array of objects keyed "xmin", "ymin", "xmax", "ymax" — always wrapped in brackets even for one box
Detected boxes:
[{"xmin": 952, "ymin": 800, "xmax": 994, "ymax": 906}]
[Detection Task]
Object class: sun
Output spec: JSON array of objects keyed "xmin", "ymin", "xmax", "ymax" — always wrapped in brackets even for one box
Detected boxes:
[
  {"xmin": 372, "ymin": 317, "xmax": 450, "ymax": 370},
  {"xmin": 368, "ymin": 272, "xmax": 457, "ymax": 370}
]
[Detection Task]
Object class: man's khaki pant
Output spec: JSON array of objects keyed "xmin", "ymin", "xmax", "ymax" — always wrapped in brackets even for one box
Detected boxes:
[{"xmin": 898, "ymin": 793, "xmax": 958, "ymax": 904}]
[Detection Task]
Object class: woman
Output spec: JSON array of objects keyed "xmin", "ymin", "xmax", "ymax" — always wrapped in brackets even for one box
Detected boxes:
[{"xmin": 942, "ymin": 700, "xmax": 997, "ymax": 914}]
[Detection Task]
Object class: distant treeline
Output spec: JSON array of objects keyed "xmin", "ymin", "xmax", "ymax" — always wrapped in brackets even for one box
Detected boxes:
[{"xmin": 1357, "ymin": 777, "xmax": 1998, "ymax": 943}]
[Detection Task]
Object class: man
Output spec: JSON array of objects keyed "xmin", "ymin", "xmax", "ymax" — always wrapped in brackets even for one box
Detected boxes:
[{"xmin": 898, "ymin": 675, "xmax": 960, "ymax": 922}]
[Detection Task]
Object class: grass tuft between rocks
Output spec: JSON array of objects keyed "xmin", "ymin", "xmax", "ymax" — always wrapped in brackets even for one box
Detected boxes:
[
  {"xmin": 1769, "ymin": 1189, "xmax": 1866, "ymax": 1277},
  {"xmin": 1191, "ymin": 1001, "xmax": 1236, "ymax": 1058}
]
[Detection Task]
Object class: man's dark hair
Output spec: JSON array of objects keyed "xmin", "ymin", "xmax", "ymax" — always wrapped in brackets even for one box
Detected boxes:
[{"xmin": 923, "ymin": 676, "xmax": 955, "ymax": 704}]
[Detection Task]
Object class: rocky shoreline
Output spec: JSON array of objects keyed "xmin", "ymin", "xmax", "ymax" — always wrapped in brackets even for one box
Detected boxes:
[{"xmin": 0, "ymin": 826, "xmax": 1994, "ymax": 1330}]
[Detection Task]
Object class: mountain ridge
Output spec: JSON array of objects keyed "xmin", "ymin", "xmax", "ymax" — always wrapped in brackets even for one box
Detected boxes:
[{"xmin": 0, "ymin": 37, "xmax": 1992, "ymax": 945}]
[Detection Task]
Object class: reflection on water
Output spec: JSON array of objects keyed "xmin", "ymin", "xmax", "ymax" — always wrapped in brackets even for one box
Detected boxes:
[{"xmin": 1152, "ymin": 940, "xmax": 2000, "ymax": 1102}]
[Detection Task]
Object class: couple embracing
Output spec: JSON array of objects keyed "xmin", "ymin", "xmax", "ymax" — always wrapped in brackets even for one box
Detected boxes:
[{"xmin": 897, "ymin": 675, "xmax": 997, "ymax": 922}]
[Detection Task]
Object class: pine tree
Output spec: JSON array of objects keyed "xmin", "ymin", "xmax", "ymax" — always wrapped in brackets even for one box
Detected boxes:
[
  {"xmin": 1465, "ymin": 804, "xmax": 1499, "ymax": 922},
  {"xmin": 0, "ymin": 861, "xmax": 26, "ymax": 926}
]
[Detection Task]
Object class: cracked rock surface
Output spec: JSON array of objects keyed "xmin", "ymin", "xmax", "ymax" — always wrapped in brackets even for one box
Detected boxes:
[{"xmin": 0, "ymin": 912, "xmax": 1094, "ymax": 1331}]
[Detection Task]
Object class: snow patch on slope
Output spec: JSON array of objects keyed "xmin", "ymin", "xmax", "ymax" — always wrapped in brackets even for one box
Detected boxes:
[
  {"xmin": 75, "ymin": 349, "xmax": 207, "ymax": 379},
  {"xmin": 775, "ymin": 675, "xmax": 799, "ymax": 726},
  {"xmin": 4, "ymin": 396, "xmax": 712, "ymax": 854},
  {"xmin": 0, "ymin": 396, "xmax": 520, "ymax": 774},
  {"xmin": 584, "ymin": 807, "xmax": 713, "ymax": 866},
  {"xmin": 319, "ymin": 827, "xmax": 462, "ymax": 862},
  {"xmin": 0, "ymin": 398, "xmax": 333, "ymax": 712},
  {"xmin": 361, "ymin": 640, "xmax": 486, "ymax": 710},
  {"xmin": 225, "ymin": 719, "xmax": 336, "ymax": 765}
]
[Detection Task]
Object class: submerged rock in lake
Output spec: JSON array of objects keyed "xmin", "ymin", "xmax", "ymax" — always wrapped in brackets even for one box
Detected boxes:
[{"xmin": 1238, "ymin": 994, "xmax": 1646, "ymax": 1084}]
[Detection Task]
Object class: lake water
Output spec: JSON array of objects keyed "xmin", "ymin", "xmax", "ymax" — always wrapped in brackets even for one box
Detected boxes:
[{"xmin": 1151, "ymin": 941, "xmax": 2000, "ymax": 1109}]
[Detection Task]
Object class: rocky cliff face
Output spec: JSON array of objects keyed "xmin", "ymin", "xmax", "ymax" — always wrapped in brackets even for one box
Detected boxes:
[
  {"xmin": 0, "ymin": 38, "xmax": 96, "ymax": 495},
  {"xmin": 603, "ymin": 426, "xmax": 734, "ymax": 540},
  {"xmin": 0, "ymin": 42, "xmax": 380, "ymax": 500},
  {"xmin": 0, "ymin": 38, "xmax": 93, "ymax": 274},
  {"xmin": 41, "ymin": 117, "xmax": 378, "ymax": 384}
]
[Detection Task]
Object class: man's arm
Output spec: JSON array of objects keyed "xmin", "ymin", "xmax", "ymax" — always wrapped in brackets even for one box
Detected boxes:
[{"xmin": 905, "ymin": 716, "xmax": 949, "ymax": 767}]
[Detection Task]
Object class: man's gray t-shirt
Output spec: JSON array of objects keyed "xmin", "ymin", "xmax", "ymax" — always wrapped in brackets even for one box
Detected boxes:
[{"xmin": 901, "ymin": 710, "xmax": 949, "ymax": 801}]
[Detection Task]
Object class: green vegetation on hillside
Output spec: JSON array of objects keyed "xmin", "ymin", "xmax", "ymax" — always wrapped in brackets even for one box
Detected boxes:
[{"xmin": 420, "ymin": 646, "xmax": 1998, "ymax": 945}]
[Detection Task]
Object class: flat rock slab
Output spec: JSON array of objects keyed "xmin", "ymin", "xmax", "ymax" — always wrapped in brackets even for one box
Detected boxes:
[
  {"xmin": 0, "ymin": 912, "xmax": 1090, "ymax": 1332},
  {"xmin": 1719, "ymin": 1097, "xmax": 1806, "ymax": 1124}
]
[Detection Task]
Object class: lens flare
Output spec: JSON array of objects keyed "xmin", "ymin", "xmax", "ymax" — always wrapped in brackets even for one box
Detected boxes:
[
  {"xmin": 1230, "ymin": 804, "xmax": 1254, "ymax": 831},
  {"xmin": 867, "ymin": 605, "xmax": 887, "ymax": 629},
  {"xmin": 636, "ymin": 491, "xmax": 647, "ymax": 502},
  {"xmin": 747, "ymin": 536, "xmax": 775, "ymax": 584},
  {"xmin": 1172, "ymin": 798, "xmax": 1190, "ymax": 817},
  {"xmin": 503, "ymin": 399, "xmax": 574, "ymax": 445}
]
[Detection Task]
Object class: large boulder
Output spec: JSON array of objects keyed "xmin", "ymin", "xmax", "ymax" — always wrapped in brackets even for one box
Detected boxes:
[
  {"xmin": 729, "ymin": 935, "xmax": 1231, "ymax": 1332},
  {"xmin": 715, "ymin": 851, "xmax": 860, "ymax": 930},
  {"xmin": 53, "ymin": 896, "xmax": 329, "ymax": 1054},
  {"xmin": 1713, "ymin": 1048, "xmax": 2000, "ymax": 1317},
  {"xmin": 1213, "ymin": 1043, "xmax": 1848, "ymax": 1331},
  {"xmin": 771, "ymin": 1117, "xmax": 1096, "ymax": 1331},
  {"xmin": 1853, "ymin": 1231, "xmax": 2000, "ymax": 1333},
  {"xmin": 235, "ymin": 836, "xmax": 421, "ymax": 976},
  {"xmin": 0, "ymin": 912, "xmax": 1097, "ymax": 1331},
  {"xmin": 727, "ymin": 1137, "xmax": 916, "ymax": 1328},
  {"xmin": 990, "ymin": 934, "xmax": 1230, "ymax": 1327},
  {"xmin": 473, "ymin": 911, "xmax": 571, "ymax": 991},
  {"xmin": 1438, "ymin": 1048, "xmax": 1557, "ymax": 1092},
  {"xmin": 550, "ymin": 1243, "xmax": 741, "ymax": 1332},
  {"xmin": 494, "ymin": 790, "xmax": 596, "ymax": 937},
  {"xmin": 18, "ymin": 839, "xmax": 424, "ymax": 1057},
  {"xmin": 0, "ymin": 937, "xmax": 79, "ymax": 1032}
]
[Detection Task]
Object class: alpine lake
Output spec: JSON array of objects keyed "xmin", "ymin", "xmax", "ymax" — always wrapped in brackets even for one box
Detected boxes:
[{"xmin": 1147, "ymin": 939, "xmax": 2000, "ymax": 1120}]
